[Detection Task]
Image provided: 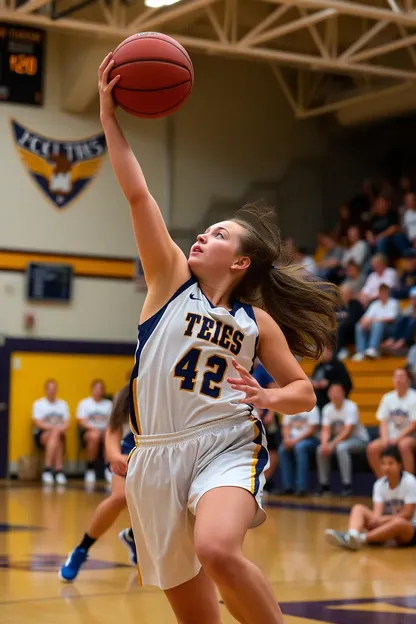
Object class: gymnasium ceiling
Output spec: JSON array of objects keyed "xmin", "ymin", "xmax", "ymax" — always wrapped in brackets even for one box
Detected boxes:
[{"xmin": 4, "ymin": 0, "xmax": 416, "ymax": 119}]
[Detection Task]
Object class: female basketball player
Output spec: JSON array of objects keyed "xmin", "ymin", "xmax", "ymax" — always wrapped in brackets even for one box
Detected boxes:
[
  {"xmin": 99, "ymin": 54, "xmax": 338, "ymax": 624},
  {"xmin": 59, "ymin": 386, "xmax": 136, "ymax": 582}
]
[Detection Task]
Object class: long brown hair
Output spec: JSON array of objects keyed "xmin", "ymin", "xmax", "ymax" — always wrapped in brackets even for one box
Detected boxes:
[
  {"xmin": 232, "ymin": 203, "xmax": 339, "ymax": 359},
  {"xmin": 108, "ymin": 384, "xmax": 130, "ymax": 432}
]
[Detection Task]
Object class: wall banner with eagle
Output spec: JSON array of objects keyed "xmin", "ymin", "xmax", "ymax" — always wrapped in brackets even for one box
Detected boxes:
[{"xmin": 11, "ymin": 119, "xmax": 107, "ymax": 210}]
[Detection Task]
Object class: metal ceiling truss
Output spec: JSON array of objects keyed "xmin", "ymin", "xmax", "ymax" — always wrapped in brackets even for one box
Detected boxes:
[{"xmin": 2, "ymin": 0, "xmax": 416, "ymax": 117}]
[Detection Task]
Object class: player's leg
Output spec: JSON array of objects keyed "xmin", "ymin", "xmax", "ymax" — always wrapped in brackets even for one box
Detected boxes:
[
  {"xmin": 164, "ymin": 568, "xmax": 223, "ymax": 624},
  {"xmin": 53, "ymin": 430, "xmax": 65, "ymax": 474},
  {"xmin": 365, "ymin": 516, "xmax": 415, "ymax": 545},
  {"xmin": 83, "ymin": 429, "xmax": 101, "ymax": 481},
  {"xmin": 335, "ymin": 438, "xmax": 366, "ymax": 495},
  {"xmin": 397, "ymin": 436, "xmax": 416, "ymax": 474},
  {"xmin": 315, "ymin": 445, "xmax": 332, "ymax": 494},
  {"xmin": 325, "ymin": 504, "xmax": 374, "ymax": 550},
  {"xmin": 42, "ymin": 429, "xmax": 58, "ymax": 472},
  {"xmin": 194, "ymin": 486, "xmax": 283, "ymax": 624},
  {"xmin": 366, "ymin": 438, "xmax": 386, "ymax": 478}
]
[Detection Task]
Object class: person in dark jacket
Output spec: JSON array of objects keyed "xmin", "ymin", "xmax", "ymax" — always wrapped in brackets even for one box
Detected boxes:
[
  {"xmin": 311, "ymin": 345, "xmax": 353, "ymax": 411},
  {"xmin": 337, "ymin": 285, "xmax": 365, "ymax": 360}
]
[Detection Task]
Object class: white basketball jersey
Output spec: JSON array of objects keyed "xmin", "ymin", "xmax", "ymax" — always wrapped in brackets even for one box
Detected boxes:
[{"xmin": 130, "ymin": 276, "xmax": 259, "ymax": 435}]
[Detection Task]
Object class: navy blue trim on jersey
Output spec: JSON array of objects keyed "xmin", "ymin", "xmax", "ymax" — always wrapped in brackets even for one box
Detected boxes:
[
  {"xmin": 199, "ymin": 288, "xmax": 254, "ymax": 319},
  {"xmin": 253, "ymin": 420, "xmax": 269, "ymax": 496},
  {"xmin": 129, "ymin": 276, "xmax": 196, "ymax": 435},
  {"xmin": 121, "ymin": 432, "xmax": 135, "ymax": 455}
]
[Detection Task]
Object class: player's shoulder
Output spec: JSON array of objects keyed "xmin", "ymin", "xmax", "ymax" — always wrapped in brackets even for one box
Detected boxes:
[
  {"xmin": 381, "ymin": 389, "xmax": 396, "ymax": 401},
  {"xmin": 373, "ymin": 476, "xmax": 387, "ymax": 490},
  {"xmin": 253, "ymin": 307, "xmax": 283, "ymax": 335},
  {"xmin": 402, "ymin": 471, "xmax": 416, "ymax": 486},
  {"xmin": 33, "ymin": 397, "xmax": 46, "ymax": 407},
  {"xmin": 322, "ymin": 402, "xmax": 332, "ymax": 416},
  {"xmin": 344, "ymin": 398, "xmax": 358, "ymax": 410},
  {"xmin": 406, "ymin": 388, "xmax": 416, "ymax": 401}
]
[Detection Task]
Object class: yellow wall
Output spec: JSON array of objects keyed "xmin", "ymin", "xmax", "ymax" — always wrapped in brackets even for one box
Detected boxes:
[{"xmin": 9, "ymin": 351, "xmax": 133, "ymax": 463}]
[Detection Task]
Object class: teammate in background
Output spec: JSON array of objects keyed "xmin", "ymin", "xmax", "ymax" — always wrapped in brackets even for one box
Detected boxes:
[
  {"xmin": 99, "ymin": 54, "xmax": 338, "ymax": 624},
  {"xmin": 59, "ymin": 386, "xmax": 136, "ymax": 582},
  {"xmin": 32, "ymin": 379, "xmax": 69, "ymax": 486},
  {"xmin": 77, "ymin": 379, "xmax": 113, "ymax": 485},
  {"xmin": 325, "ymin": 446, "xmax": 416, "ymax": 550},
  {"xmin": 252, "ymin": 359, "xmax": 279, "ymax": 492}
]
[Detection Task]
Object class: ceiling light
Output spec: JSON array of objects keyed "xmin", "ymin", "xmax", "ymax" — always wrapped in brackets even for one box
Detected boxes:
[{"xmin": 144, "ymin": 0, "xmax": 182, "ymax": 7}]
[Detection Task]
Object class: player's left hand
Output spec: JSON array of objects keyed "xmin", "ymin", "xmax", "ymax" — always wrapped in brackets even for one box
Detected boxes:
[{"xmin": 227, "ymin": 359, "xmax": 270, "ymax": 409}]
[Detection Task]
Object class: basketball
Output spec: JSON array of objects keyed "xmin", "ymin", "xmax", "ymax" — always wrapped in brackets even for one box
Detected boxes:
[{"xmin": 109, "ymin": 32, "xmax": 194, "ymax": 119}]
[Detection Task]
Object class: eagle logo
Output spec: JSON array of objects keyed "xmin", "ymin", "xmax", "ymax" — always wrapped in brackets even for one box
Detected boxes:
[{"xmin": 11, "ymin": 119, "xmax": 107, "ymax": 209}]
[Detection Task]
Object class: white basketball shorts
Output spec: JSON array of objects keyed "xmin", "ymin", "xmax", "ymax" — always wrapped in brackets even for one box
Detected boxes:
[{"xmin": 125, "ymin": 413, "xmax": 269, "ymax": 590}]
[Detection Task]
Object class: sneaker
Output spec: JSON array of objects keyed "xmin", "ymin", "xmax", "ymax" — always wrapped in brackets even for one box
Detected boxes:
[
  {"xmin": 351, "ymin": 352, "xmax": 365, "ymax": 362},
  {"xmin": 104, "ymin": 468, "xmax": 112, "ymax": 484},
  {"xmin": 365, "ymin": 347, "xmax": 379, "ymax": 359},
  {"xmin": 119, "ymin": 529, "xmax": 137, "ymax": 566},
  {"xmin": 325, "ymin": 529, "xmax": 355, "ymax": 550},
  {"xmin": 338, "ymin": 348, "xmax": 349, "ymax": 360},
  {"xmin": 340, "ymin": 485, "xmax": 353, "ymax": 497},
  {"xmin": 84, "ymin": 470, "xmax": 96, "ymax": 485},
  {"xmin": 346, "ymin": 531, "xmax": 362, "ymax": 551},
  {"xmin": 314, "ymin": 485, "xmax": 331, "ymax": 497},
  {"xmin": 59, "ymin": 547, "xmax": 88, "ymax": 582},
  {"xmin": 295, "ymin": 489, "xmax": 308, "ymax": 497},
  {"xmin": 55, "ymin": 472, "xmax": 67, "ymax": 486},
  {"xmin": 41, "ymin": 471, "xmax": 54, "ymax": 485}
]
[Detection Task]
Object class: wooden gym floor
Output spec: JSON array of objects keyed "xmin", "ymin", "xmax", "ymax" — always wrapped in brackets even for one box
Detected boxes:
[{"xmin": 1, "ymin": 481, "xmax": 415, "ymax": 624}]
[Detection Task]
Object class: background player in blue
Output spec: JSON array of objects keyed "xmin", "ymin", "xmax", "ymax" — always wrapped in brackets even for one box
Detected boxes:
[
  {"xmin": 60, "ymin": 386, "xmax": 136, "ymax": 581},
  {"xmin": 99, "ymin": 54, "xmax": 338, "ymax": 624},
  {"xmin": 252, "ymin": 360, "xmax": 280, "ymax": 491}
]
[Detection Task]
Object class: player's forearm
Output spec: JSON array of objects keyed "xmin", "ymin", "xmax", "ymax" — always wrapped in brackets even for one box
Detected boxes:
[
  {"xmin": 266, "ymin": 381, "xmax": 316, "ymax": 415},
  {"xmin": 101, "ymin": 114, "xmax": 149, "ymax": 205}
]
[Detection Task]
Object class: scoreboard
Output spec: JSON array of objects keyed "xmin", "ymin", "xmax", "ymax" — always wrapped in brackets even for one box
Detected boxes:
[{"xmin": 0, "ymin": 23, "xmax": 45, "ymax": 106}]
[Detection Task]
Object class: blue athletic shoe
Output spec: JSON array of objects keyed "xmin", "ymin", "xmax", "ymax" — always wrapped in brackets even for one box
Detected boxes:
[
  {"xmin": 59, "ymin": 547, "xmax": 88, "ymax": 582},
  {"xmin": 119, "ymin": 529, "xmax": 137, "ymax": 566}
]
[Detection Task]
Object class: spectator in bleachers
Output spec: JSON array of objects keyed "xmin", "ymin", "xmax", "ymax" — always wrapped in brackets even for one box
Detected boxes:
[
  {"xmin": 383, "ymin": 286, "xmax": 416, "ymax": 352},
  {"xmin": 278, "ymin": 406, "xmax": 320, "ymax": 496},
  {"xmin": 366, "ymin": 195, "xmax": 409, "ymax": 258},
  {"xmin": 353, "ymin": 284, "xmax": 400, "ymax": 360},
  {"xmin": 402, "ymin": 191, "xmax": 416, "ymax": 246},
  {"xmin": 342, "ymin": 260, "xmax": 366, "ymax": 295},
  {"xmin": 32, "ymin": 379, "xmax": 69, "ymax": 485},
  {"xmin": 333, "ymin": 204, "xmax": 354, "ymax": 246},
  {"xmin": 315, "ymin": 233, "xmax": 344, "ymax": 284},
  {"xmin": 359, "ymin": 254, "xmax": 398, "ymax": 307},
  {"xmin": 349, "ymin": 179, "xmax": 377, "ymax": 224},
  {"xmin": 315, "ymin": 384, "xmax": 369, "ymax": 497},
  {"xmin": 325, "ymin": 446, "xmax": 416, "ymax": 551},
  {"xmin": 391, "ymin": 253, "xmax": 416, "ymax": 299},
  {"xmin": 367, "ymin": 368, "xmax": 416, "ymax": 477},
  {"xmin": 310, "ymin": 345, "xmax": 353, "ymax": 410},
  {"xmin": 77, "ymin": 379, "xmax": 113, "ymax": 485},
  {"xmin": 337, "ymin": 285, "xmax": 364, "ymax": 360},
  {"xmin": 342, "ymin": 225, "xmax": 370, "ymax": 271},
  {"xmin": 407, "ymin": 347, "xmax": 416, "ymax": 388},
  {"xmin": 292, "ymin": 246, "xmax": 317, "ymax": 275}
]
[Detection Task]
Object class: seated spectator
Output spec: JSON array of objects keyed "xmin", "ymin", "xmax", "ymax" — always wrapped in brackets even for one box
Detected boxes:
[
  {"xmin": 367, "ymin": 368, "xmax": 416, "ymax": 477},
  {"xmin": 252, "ymin": 360, "xmax": 279, "ymax": 491},
  {"xmin": 77, "ymin": 379, "xmax": 113, "ymax": 485},
  {"xmin": 402, "ymin": 191, "xmax": 416, "ymax": 246},
  {"xmin": 315, "ymin": 233, "xmax": 344, "ymax": 284},
  {"xmin": 337, "ymin": 285, "xmax": 364, "ymax": 360},
  {"xmin": 342, "ymin": 225, "xmax": 370, "ymax": 271},
  {"xmin": 383, "ymin": 286, "xmax": 416, "ymax": 352},
  {"xmin": 325, "ymin": 446, "xmax": 416, "ymax": 551},
  {"xmin": 278, "ymin": 406, "xmax": 320, "ymax": 496},
  {"xmin": 407, "ymin": 346, "xmax": 416, "ymax": 388},
  {"xmin": 353, "ymin": 283, "xmax": 400, "ymax": 360},
  {"xmin": 333, "ymin": 204, "xmax": 354, "ymax": 246},
  {"xmin": 366, "ymin": 195, "xmax": 409, "ymax": 258},
  {"xmin": 315, "ymin": 384, "xmax": 369, "ymax": 497},
  {"xmin": 349, "ymin": 178, "xmax": 377, "ymax": 224},
  {"xmin": 32, "ymin": 379, "xmax": 69, "ymax": 485},
  {"xmin": 310, "ymin": 345, "xmax": 353, "ymax": 410},
  {"xmin": 359, "ymin": 254, "xmax": 398, "ymax": 307},
  {"xmin": 292, "ymin": 246, "xmax": 317, "ymax": 275},
  {"xmin": 342, "ymin": 260, "xmax": 366, "ymax": 294},
  {"xmin": 391, "ymin": 253, "xmax": 416, "ymax": 299}
]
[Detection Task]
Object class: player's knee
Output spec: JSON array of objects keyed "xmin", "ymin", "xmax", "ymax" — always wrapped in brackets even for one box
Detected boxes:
[
  {"xmin": 351, "ymin": 503, "xmax": 366, "ymax": 514},
  {"xmin": 366, "ymin": 440, "xmax": 379, "ymax": 456},
  {"xmin": 397, "ymin": 436, "xmax": 412, "ymax": 450},
  {"xmin": 196, "ymin": 539, "xmax": 240, "ymax": 580}
]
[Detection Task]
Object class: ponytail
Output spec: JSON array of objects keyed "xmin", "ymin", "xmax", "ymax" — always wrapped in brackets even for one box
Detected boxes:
[
  {"xmin": 108, "ymin": 384, "xmax": 130, "ymax": 432},
  {"xmin": 232, "ymin": 203, "xmax": 339, "ymax": 359}
]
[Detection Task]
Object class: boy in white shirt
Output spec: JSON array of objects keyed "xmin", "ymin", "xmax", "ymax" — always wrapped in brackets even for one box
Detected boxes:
[
  {"xmin": 316, "ymin": 384, "xmax": 369, "ymax": 497},
  {"xmin": 352, "ymin": 283, "xmax": 400, "ymax": 360},
  {"xmin": 32, "ymin": 379, "xmax": 70, "ymax": 485},
  {"xmin": 77, "ymin": 379, "xmax": 113, "ymax": 484},
  {"xmin": 278, "ymin": 407, "xmax": 320, "ymax": 496},
  {"xmin": 325, "ymin": 446, "xmax": 416, "ymax": 550},
  {"xmin": 367, "ymin": 367, "xmax": 416, "ymax": 477}
]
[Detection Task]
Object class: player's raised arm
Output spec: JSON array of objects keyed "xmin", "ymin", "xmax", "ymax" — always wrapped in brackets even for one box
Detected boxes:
[{"xmin": 98, "ymin": 53, "xmax": 188, "ymax": 288}]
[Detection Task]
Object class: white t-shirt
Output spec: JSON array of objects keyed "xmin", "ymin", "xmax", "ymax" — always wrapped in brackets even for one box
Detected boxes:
[
  {"xmin": 361, "ymin": 268, "xmax": 398, "ymax": 300},
  {"xmin": 343, "ymin": 240, "xmax": 370, "ymax": 268},
  {"xmin": 373, "ymin": 471, "xmax": 416, "ymax": 522},
  {"xmin": 76, "ymin": 397, "xmax": 113, "ymax": 430},
  {"xmin": 322, "ymin": 399, "xmax": 369, "ymax": 442},
  {"xmin": 282, "ymin": 406, "xmax": 320, "ymax": 439},
  {"xmin": 376, "ymin": 389, "xmax": 416, "ymax": 439},
  {"xmin": 32, "ymin": 397, "xmax": 69, "ymax": 433},
  {"xmin": 363, "ymin": 298, "xmax": 400, "ymax": 321},
  {"xmin": 403, "ymin": 209, "xmax": 416, "ymax": 241}
]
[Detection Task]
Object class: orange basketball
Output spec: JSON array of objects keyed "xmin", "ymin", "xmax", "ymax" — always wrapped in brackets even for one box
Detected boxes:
[{"xmin": 109, "ymin": 32, "xmax": 194, "ymax": 119}]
